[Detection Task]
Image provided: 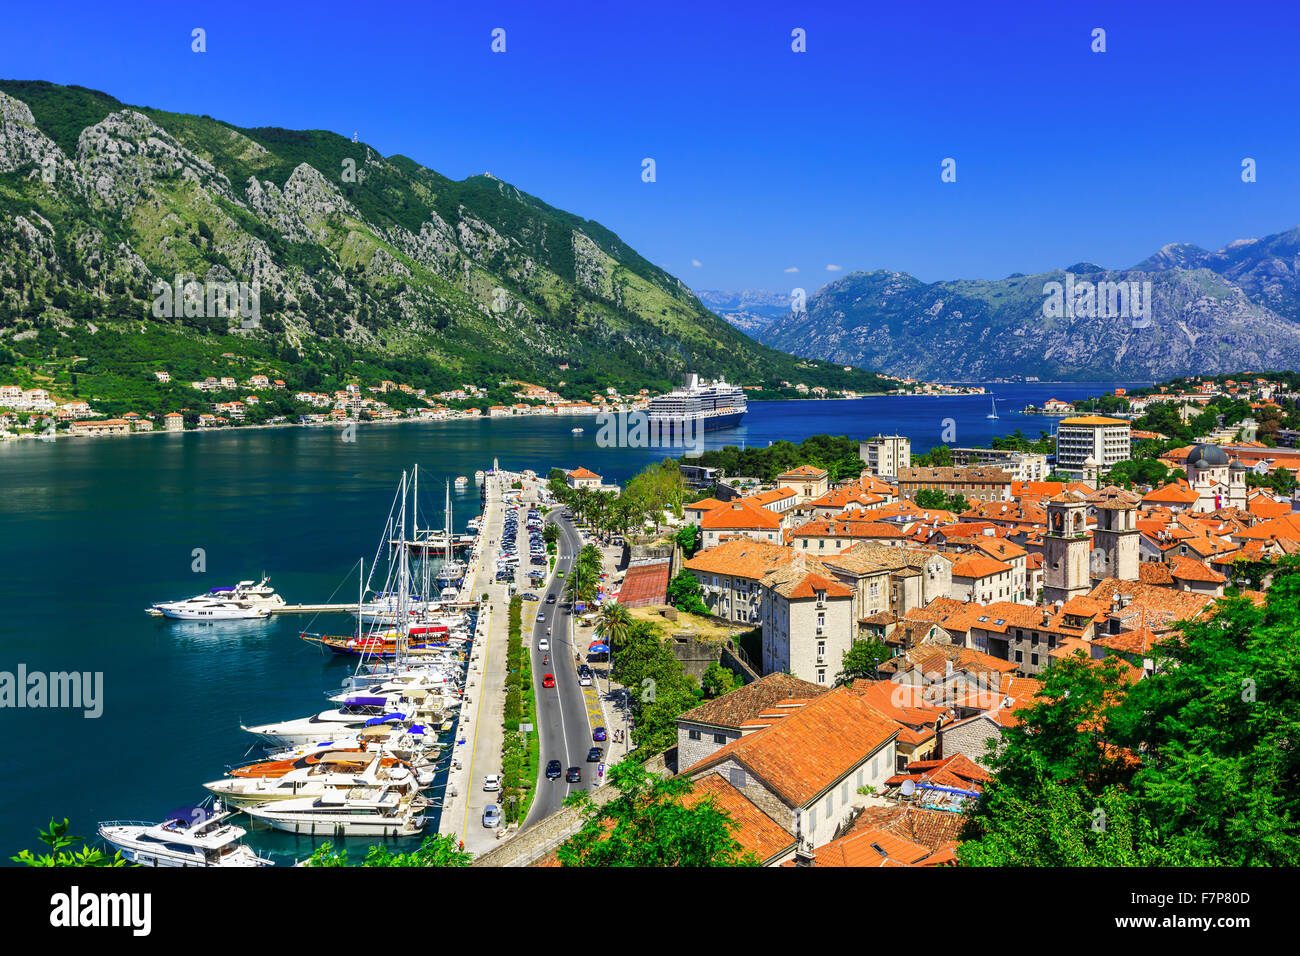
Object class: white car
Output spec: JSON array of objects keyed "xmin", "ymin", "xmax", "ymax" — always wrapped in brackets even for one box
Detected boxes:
[
  {"xmin": 483, "ymin": 804, "xmax": 501, "ymax": 828},
  {"xmin": 579, "ymin": 673, "xmax": 592, "ymax": 687},
  {"xmin": 483, "ymin": 774, "xmax": 502, "ymax": 792},
  {"xmin": 538, "ymin": 638, "xmax": 550, "ymax": 651}
]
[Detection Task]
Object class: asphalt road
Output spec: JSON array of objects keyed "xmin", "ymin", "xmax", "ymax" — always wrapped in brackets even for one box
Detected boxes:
[{"xmin": 522, "ymin": 507, "xmax": 601, "ymax": 827}]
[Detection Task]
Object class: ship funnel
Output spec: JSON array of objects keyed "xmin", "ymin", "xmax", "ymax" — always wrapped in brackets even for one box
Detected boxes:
[{"xmin": 685, "ymin": 372, "xmax": 699, "ymax": 390}]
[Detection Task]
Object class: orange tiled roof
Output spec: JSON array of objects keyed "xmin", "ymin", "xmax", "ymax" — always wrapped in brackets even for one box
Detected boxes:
[
  {"xmin": 951, "ymin": 554, "xmax": 1012, "ymax": 579},
  {"xmin": 686, "ymin": 773, "xmax": 796, "ymax": 862},
  {"xmin": 686, "ymin": 687, "xmax": 901, "ymax": 807},
  {"xmin": 700, "ymin": 499, "xmax": 782, "ymax": 531}
]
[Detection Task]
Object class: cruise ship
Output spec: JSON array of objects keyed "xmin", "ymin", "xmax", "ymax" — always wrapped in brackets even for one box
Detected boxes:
[{"xmin": 647, "ymin": 374, "xmax": 747, "ymax": 431}]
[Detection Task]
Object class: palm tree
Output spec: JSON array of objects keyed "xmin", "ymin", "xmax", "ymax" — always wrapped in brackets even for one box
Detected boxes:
[{"xmin": 595, "ymin": 601, "xmax": 633, "ymax": 648}]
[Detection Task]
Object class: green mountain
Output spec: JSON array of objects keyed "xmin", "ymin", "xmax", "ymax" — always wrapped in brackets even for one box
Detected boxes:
[
  {"xmin": 0, "ymin": 80, "xmax": 888, "ymax": 406},
  {"xmin": 758, "ymin": 230, "xmax": 1300, "ymax": 382}
]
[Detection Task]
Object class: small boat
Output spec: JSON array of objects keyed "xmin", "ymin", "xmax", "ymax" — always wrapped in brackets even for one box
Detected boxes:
[
  {"xmin": 455, "ymin": 476, "xmax": 468, "ymax": 486},
  {"xmin": 571, "ymin": 427, "xmax": 584, "ymax": 434},
  {"xmin": 98, "ymin": 806, "xmax": 273, "ymax": 867},
  {"xmin": 244, "ymin": 788, "xmax": 425, "ymax": 837},
  {"xmin": 986, "ymin": 397, "xmax": 999, "ymax": 420}
]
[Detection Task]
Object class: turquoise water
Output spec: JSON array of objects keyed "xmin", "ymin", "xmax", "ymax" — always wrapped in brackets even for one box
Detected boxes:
[{"xmin": 0, "ymin": 383, "xmax": 1137, "ymax": 862}]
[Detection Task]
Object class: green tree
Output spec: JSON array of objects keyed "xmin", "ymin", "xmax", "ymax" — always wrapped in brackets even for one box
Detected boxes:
[
  {"xmin": 308, "ymin": 834, "xmax": 472, "ymax": 867},
  {"xmin": 666, "ymin": 569, "xmax": 709, "ymax": 615},
  {"xmin": 595, "ymin": 601, "xmax": 634, "ymax": 648},
  {"xmin": 702, "ymin": 661, "xmax": 738, "ymax": 698},
  {"xmin": 836, "ymin": 637, "xmax": 891, "ymax": 685},
  {"xmin": 557, "ymin": 760, "xmax": 759, "ymax": 866}
]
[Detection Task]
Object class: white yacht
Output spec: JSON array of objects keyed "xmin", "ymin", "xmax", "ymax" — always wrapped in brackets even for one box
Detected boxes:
[
  {"xmin": 241, "ymin": 690, "xmax": 447, "ymax": 748},
  {"xmin": 203, "ymin": 754, "xmax": 425, "ymax": 809},
  {"xmin": 149, "ymin": 576, "xmax": 283, "ymax": 619},
  {"xmin": 245, "ymin": 787, "xmax": 425, "ymax": 837},
  {"xmin": 152, "ymin": 599, "xmax": 271, "ymax": 621},
  {"xmin": 98, "ymin": 807, "xmax": 272, "ymax": 867}
]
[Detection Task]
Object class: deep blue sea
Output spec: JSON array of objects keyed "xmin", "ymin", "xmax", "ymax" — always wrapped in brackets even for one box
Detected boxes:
[{"xmin": 0, "ymin": 381, "xmax": 1142, "ymax": 862}]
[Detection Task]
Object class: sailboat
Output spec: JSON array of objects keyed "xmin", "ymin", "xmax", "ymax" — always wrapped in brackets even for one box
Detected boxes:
[
  {"xmin": 986, "ymin": 396, "xmax": 999, "ymax": 420},
  {"xmin": 435, "ymin": 479, "xmax": 464, "ymax": 597}
]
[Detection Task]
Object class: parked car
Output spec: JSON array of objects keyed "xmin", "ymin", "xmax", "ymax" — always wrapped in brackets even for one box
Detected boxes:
[
  {"xmin": 482, "ymin": 804, "xmax": 501, "ymax": 828},
  {"xmin": 592, "ymin": 726, "xmax": 607, "ymax": 742},
  {"xmin": 546, "ymin": 760, "xmax": 562, "ymax": 779},
  {"xmin": 565, "ymin": 767, "xmax": 582, "ymax": 783},
  {"xmin": 542, "ymin": 674, "xmax": 556, "ymax": 688},
  {"xmin": 579, "ymin": 672, "xmax": 592, "ymax": 687},
  {"xmin": 587, "ymin": 747, "xmax": 602, "ymax": 762},
  {"xmin": 483, "ymin": 774, "xmax": 502, "ymax": 792}
]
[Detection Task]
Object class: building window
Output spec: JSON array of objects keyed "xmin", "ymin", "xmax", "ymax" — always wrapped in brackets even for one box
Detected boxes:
[
  {"xmin": 1015, "ymin": 650, "xmax": 1023, "ymax": 662},
  {"xmin": 713, "ymin": 733, "xmax": 727, "ymax": 745},
  {"xmin": 688, "ymin": 730, "xmax": 701, "ymax": 740},
  {"xmin": 817, "ymin": 669, "xmax": 826, "ymax": 684},
  {"xmin": 1031, "ymin": 653, "xmax": 1039, "ymax": 666}
]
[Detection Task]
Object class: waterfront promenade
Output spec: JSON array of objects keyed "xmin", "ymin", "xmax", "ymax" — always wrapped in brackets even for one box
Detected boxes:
[{"xmin": 438, "ymin": 472, "xmax": 510, "ymax": 854}]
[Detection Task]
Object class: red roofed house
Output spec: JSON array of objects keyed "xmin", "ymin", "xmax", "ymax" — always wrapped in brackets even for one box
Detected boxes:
[
  {"xmin": 685, "ymin": 685, "xmax": 901, "ymax": 849},
  {"xmin": 675, "ymin": 672, "xmax": 828, "ymax": 769},
  {"xmin": 699, "ymin": 498, "xmax": 784, "ymax": 548},
  {"xmin": 759, "ymin": 563, "xmax": 856, "ymax": 685},
  {"xmin": 949, "ymin": 553, "xmax": 1017, "ymax": 604},
  {"xmin": 565, "ymin": 466, "xmax": 602, "ymax": 489},
  {"xmin": 775, "ymin": 464, "xmax": 830, "ymax": 504}
]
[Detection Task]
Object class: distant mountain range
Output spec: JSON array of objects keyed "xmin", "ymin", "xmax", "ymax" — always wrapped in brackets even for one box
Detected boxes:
[
  {"xmin": 750, "ymin": 227, "xmax": 1300, "ymax": 381},
  {"xmin": 694, "ymin": 289, "xmax": 791, "ymax": 336},
  {"xmin": 0, "ymin": 80, "xmax": 886, "ymax": 397}
]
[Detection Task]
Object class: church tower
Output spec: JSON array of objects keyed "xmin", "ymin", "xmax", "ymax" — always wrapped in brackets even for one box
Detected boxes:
[
  {"xmin": 1043, "ymin": 491, "xmax": 1091, "ymax": 605},
  {"xmin": 1088, "ymin": 486, "xmax": 1140, "ymax": 582}
]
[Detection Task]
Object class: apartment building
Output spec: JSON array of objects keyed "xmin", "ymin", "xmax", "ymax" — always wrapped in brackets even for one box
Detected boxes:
[
  {"xmin": 1055, "ymin": 415, "xmax": 1131, "ymax": 479},
  {"xmin": 895, "ymin": 466, "xmax": 1014, "ymax": 503}
]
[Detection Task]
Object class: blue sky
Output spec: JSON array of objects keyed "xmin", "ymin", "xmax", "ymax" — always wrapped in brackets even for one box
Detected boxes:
[{"xmin": 3, "ymin": 0, "xmax": 1297, "ymax": 291}]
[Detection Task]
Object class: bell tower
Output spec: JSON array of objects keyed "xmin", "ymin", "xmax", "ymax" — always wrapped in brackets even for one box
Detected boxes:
[
  {"xmin": 1088, "ymin": 486, "xmax": 1140, "ymax": 582},
  {"xmin": 1043, "ymin": 491, "xmax": 1091, "ymax": 605}
]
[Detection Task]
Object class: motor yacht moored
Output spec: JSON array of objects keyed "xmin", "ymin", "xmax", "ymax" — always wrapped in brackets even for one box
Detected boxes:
[
  {"xmin": 243, "ymin": 788, "xmax": 425, "ymax": 838},
  {"xmin": 98, "ymin": 806, "xmax": 273, "ymax": 867}
]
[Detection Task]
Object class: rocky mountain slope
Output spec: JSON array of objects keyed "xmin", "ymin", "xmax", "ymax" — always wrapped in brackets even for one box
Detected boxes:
[
  {"xmin": 0, "ymin": 80, "xmax": 880, "ymax": 395},
  {"xmin": 758, "ymin": 233, "xmax": 1300, "ymax": 382}
]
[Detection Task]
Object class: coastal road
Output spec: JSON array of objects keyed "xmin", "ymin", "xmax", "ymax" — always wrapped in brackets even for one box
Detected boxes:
[{"xmin": 522, "ymin": 507, "xmax": 600, "ymax": 828}]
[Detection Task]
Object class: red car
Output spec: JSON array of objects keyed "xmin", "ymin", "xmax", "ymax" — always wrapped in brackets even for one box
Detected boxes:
[{"xmin": 542, "ymin": 673, "xmax": 556, "ymax": 688}]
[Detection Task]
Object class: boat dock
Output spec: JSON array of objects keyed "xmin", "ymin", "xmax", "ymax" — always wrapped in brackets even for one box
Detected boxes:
[{"xmin": 147, "ymin": 600, "xmax": 483, "ymax": 617}]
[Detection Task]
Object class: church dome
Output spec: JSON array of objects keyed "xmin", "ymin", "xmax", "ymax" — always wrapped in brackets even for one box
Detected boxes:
[
  {"xmin": 1229, "ymin": 459, "xmax": 1248, "ymax": 471},
  {"xmin": 1187, "ymin": 444, "xmax": 1229, "ymax": 467}
]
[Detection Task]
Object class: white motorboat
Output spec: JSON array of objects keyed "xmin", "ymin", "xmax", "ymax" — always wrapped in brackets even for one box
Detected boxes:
[
  {"xmin": 244, "ymin": 788, "xmax": 425, "ymax": 837},
  {"xmin": 571, "ymin": 427, "xmax": 584, "ymax": 434},
  {"xmin": 204, "ymin": 754, "xmax": 425, "ymax": 808},
  {"xmin": 148, "ymin": 576, "xmax": 284, "ymax": 618},
  {"xmin": 241, "ymin": 689, "xmax": 447, "ymax": 748},
  {"xmin": 98, "ymin": 806, "xmax": 272, "ymax": 867},
  {"xmin": 152, "ymin": 599, "xmax": 271, "ymax": 621}
]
